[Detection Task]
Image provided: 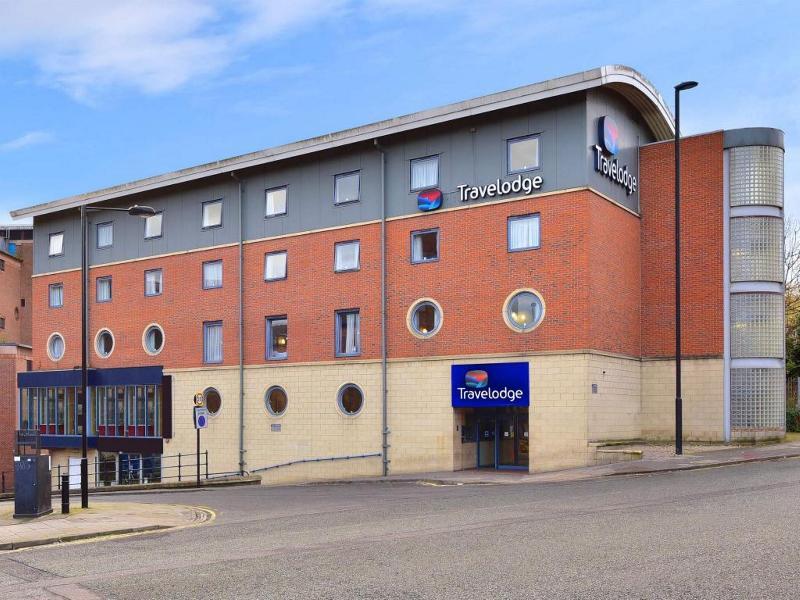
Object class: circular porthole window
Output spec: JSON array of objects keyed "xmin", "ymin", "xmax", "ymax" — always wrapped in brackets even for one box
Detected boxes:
[
  {"xmin": 47, "ymin": 333, "xmax": 65, "ymax": 362},
  {"xmin": 95, "ymin": 329, "xmax": 115, "ymax": 358},
  {"xmin": 407, "ymin": 298, "xmax": 443, "ymax": 339},
  {"xmin": 503, "ymin": 289, "xmax": 545, "ymax": 332},
  {"xmin": 142, "ymin": 324, "xmax": 165, "ymax": 355},
  {"xmin": 337, "ymin": 384, "xmax": 364, "ymax": 416},
  {"xmin": 203, "ymin": 387, "xmax": 222, "ymax": 416},
  {"xmin": 265, "ymin": 386, "xmax": 288, "ymax": 416}
]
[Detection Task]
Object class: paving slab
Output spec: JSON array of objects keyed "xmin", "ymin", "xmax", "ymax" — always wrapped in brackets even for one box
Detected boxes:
[{"xmin": 0, "ymin": 501, "xmax": 213, "ymax": 551}]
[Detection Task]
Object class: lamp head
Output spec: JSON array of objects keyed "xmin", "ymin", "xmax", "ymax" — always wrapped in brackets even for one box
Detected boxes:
[
  {"xmin": 675, "ymin": 81, "xmax": 698, "ymax": 92},
  {"xmin": 128, "ymin": 205, "xmax": 157, "ymax": 218}
]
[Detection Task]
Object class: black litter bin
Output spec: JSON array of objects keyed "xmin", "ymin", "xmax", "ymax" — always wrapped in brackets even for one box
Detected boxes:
[{"xmin": 14, "ymin": 455, "xmax": 52, "ymax": 518}]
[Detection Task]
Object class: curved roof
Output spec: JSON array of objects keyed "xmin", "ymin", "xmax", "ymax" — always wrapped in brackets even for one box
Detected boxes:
[{"xmin": 12, "ymin": 65, "xmax": 674, "ymax": 219}]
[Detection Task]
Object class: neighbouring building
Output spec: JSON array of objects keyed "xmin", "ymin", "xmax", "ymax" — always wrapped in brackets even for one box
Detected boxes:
[
  {"xmin": 0, "ymin": 225, "xmax": 33, "ymax": 488},
  {"xmin": 10, "ymin": 66, "xmax": 786, "ymax": 485}
]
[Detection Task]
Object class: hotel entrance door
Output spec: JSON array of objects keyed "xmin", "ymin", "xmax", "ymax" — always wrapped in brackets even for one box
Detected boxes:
[{"xmin": 475, "ymin": 407, "xmax": 529, "ymax": 470}]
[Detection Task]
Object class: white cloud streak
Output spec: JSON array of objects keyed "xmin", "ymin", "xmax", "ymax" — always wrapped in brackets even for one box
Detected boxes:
[{"xmin": 0, "ymin": 131, "xmax": 54, "ymax": 151}]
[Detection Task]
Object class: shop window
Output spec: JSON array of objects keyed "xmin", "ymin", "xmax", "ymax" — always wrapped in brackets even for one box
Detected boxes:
[
  {"xmin": 266, "ymin": 186, "xmax": 288, "ymax": 217},
  {"xmin": 334, "ymin": 171, "xmax": 360, "ymax": 205},
  {"xmin": 411, "ymin": 155, "xmax": 439, "ymax": 190},
  {"xmin": 503, "ymin": 289, "xmax": 545, "ymax": 332},
  {"xmin": 203, "ymin": 387, "xmax": 222, "ymax": 416},
  {"xmin": 507, "ymin": 134, "xmax": 540, "ymax": 174},
  {"xmin": 49, "ymin": 232, "xmax": 64, "ymax": 257},
  {"xmin": 337, "ymin": 384, "xmax": 364, "ymax": 416},
  {"xmin": 411, "ymin": 229, "xmax": 439, "ymax": 263},
  {"xmin": 143, "ymin": 324, "xmax": 165, "ymax": 355},
  {"xmin": 145, "ymin": 211, "xmax": 163, "ymax": 239},
  {"xmin": 265, "ymin": 386, "xmax": 288, "ymax": 416},
  {"xmin": 334, "ymin": 240, "xmax": 360, "ymax": 272}
]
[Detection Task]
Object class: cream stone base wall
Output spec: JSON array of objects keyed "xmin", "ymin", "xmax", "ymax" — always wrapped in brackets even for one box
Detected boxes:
[
  {"xmin": 641, "ymin": 358, "xmax": 724, "ymax": 441},
  {"xmin": 158, "ymin": 354, "xmax": 726, "ymax": 484}
]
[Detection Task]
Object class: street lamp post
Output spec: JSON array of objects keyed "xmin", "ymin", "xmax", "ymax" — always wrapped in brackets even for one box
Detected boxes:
[
  {"xmin": 674, "ymin": 80, "xmax": 698, "ymax": 456},
  {"xmin": 79, "ymin": 204, "xmax": 155, "ymax": 508}
]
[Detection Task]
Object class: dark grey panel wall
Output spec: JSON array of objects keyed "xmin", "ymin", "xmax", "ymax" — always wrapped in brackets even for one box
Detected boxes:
[
  {"xmin": 585, "ymin": 88, "xmax": 656, "ymax": 212},
  {"xmin": 34, "ymin": 90, "xmax": 657, "ymax": 274}
]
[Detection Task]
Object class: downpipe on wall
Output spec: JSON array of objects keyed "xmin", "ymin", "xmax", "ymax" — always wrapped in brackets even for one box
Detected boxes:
[{"xmin": 374, "ymin": 139, "xmax": 390, "ymax": 476}]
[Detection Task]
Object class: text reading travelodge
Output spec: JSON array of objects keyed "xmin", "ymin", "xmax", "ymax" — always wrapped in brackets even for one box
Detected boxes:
[
  {"xmin": 457, "ymin": 174, "xmax": 543, "ymax": 202},
  {"xmin": 593, "ymin": 145, "xmax": 637, "ymax": 195}
]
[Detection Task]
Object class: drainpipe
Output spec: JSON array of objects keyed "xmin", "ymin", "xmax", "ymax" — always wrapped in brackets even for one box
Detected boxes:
[
  {"xmin": 373, "ymin": 139, "xmax": 389, "ymax": 476},
  {"xmin": 231, "ymin": 172, "xmax": 246, "ymax": 475}
]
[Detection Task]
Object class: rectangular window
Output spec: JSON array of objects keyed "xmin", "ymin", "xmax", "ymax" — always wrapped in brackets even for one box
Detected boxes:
[
  {"xmin": 145, "ymin": 212, "xmax": 163, "ymax": 239},
  {"xmin": 96, "ymin": 222, "xmax": 113, "ymax": 248},
  {"xmin": 264, "ymin": 251, "xmax": 287, "ymax": 281},
  {"xmin": 265, "ymin": 186, "xmax": 287, "ymax": 217},
  {"xmin": 508, "ymin": 214, "xmax": 540, "ymax": 251},
  {"xmin": 334, "ymin": 171, "xmax": 360, "ymax": 205},
  {"xmin": 0, "ymin": 259, "xmax": 4, "ymax": 271},
  {"xmin": 411, "ymin": 229, "xmax": 439, "ymax": 263},
  {"xmin": 507, "ymin": 135, "xmax": 540, "ymax": 174},
  {"xmin": 49, "ymin": 283, "xmax": 64, "ymax": 308},
  {"xmin": 96, "ymin": 276, "xmax": 112, "ymax": 303},
  {"xmin": 49, "ymin": 232, "xmax": 64, "ymax": 257},
  {"xmin": 144, "ymin": 269, "xmax": 163, "ymax": 296},
  {"xmin": 335, "ymin": 310, "xmax": 361, "ymax": 357},
  {"xmin": 266, "ymin": 316, "xmax": 288, "ymax": 360},
  {"xmin": 203, "ymin": 321, "xmax": 223, "ymax": 364},
  {"xmin": 411, "ymin": 155, "xmax": 439, "ymax": 190},
  {"xmin": 334, "ymin": 240, "xmax": 360, "ymax": 272},
  {"xmin": 202, "ymin": 260, "xmax": 223, "ymax": 289},
  {"xmin": 202, "ymin": 199, "xmax": 223, "ymax": 229},
  {"xmin": 0, "ymin": 317, "xmax": 5, "ymax": 329}
]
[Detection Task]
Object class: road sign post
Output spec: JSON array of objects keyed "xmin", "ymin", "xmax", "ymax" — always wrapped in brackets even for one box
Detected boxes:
[{"xmin": 193, "ymin": 394, "xmax": 209, "ymax": 488}]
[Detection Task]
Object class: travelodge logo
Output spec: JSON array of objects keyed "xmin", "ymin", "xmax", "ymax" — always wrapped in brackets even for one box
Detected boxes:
[
  {"xmin": 465, "ymin": 370, "xmax": 488, "ymax": 389},
  {"xmin": 593, "ymin": 115, "xmax": 637, "ymax": 195},
  {"xmin": 417, "ymin": 188, "xmax": 443, "ymax": 211},
  {"xmin": 599, "ymin": 115, "xmax": 619, "ymax": 155}
]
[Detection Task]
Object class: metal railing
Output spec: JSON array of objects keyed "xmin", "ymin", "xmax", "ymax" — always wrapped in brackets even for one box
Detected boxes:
[{"xmin": 251, "ymin": 451, "xmax": 382, "ymax": 473}]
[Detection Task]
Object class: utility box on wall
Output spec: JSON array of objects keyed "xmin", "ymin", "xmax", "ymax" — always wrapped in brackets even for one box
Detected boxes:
[{"xmin": 14, "ymin": 455, "xmax": 52, "ymax": 518}]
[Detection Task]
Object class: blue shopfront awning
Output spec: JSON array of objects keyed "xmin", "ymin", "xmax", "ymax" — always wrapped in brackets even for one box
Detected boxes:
[{"xmin": 18, "ymin": 366, "xmax": 163, "ymax": 388}]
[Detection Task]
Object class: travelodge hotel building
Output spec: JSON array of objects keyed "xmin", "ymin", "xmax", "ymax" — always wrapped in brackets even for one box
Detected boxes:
[{"xmin": 11, "ymin": 66, "xmax": 786, "ymax": 483}]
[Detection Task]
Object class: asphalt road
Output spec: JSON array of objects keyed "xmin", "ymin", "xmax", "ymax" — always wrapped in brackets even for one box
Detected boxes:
[{"xmin": 2, "ymin": 458, "xmax": 800, "ymax": 599}]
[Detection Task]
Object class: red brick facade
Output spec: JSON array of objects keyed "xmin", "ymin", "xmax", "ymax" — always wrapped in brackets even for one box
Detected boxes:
[{"xmin": 639, "ymin": 132, "xmax": 724, "ymax": 358}]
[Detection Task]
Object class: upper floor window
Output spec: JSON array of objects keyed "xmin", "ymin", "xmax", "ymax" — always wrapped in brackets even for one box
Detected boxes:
[
  {"xmin": 203, "ymin": 321, "xmax": 223, "ymax": 364},
  {"xmin": 507, "ymin": 134, "xmax": 540, "ymax": 174},
  {"xmin": 264, "ymin": 251, "xmax": 287, "ymax": 281},
  {"xmin": 335, "ymin": 309, "xmax": 361, "ymax": 357},
  {"xmin": 334, "ymin": 171, "xmax": 360, "ymax": 205},
  {"xmin": 411, "ymin": 155, "xmax": 439, "ymax": 190},
  {"xmin": 145, "ymin": 212, "xmax": 163, "ymax": 239},
  {"xmin": 144, "ymin": 269, "xmax": 163, "ymax": 296},
  {"xmin": 265, "ymin": 186, "xmax": 287, "ymax": 217},
  {"xmin": 96, "ymin": 222, "xmax": 113, "ymax": 249},
  {"xmin": 202, "ymin": 199, "xmax": 223, "ymax": 229},
  {"xmin": 334, "ymin": 240, "xmax": 360, "ymax": 272},
  {"xmin": 48, "ymin": 232, "xmax": 64, "ymax": 257},
  {"xmin": 411, "ymin": 229, "xmax": 439, "ymax": 263},
  {"xmin": 508, "ymin": 214, "xmax": 540, "ymax": 251},
  {"xmin": 0, "ymin": 316, "xmax": 5, "ymax": 329},
  {"xmin": 0, "ymin": 259, "xmax": 4, "ymax": 271},
  {"xmin": 96, "ymin": 276, "xmax": 112, "ymax": 303},
  {"xmin": 266, "ymin": 316, "xmax": 288, "ymax": 360},
  {"xmin": 49, "ymin": 283, "xmax": 63, "ymax": 308},
  {"xmin": 203, "ymin": 260, "xmax": 223, "ymax": 289}
]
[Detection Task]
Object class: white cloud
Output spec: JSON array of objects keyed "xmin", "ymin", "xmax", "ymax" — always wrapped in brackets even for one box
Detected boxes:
[
  {"xmin": 0, "ymin": 131, "xmax": 54, "ymax": 152},
  {"xmin": 0, "ymin": 0, "xmax": 340, "ymax": 101}
]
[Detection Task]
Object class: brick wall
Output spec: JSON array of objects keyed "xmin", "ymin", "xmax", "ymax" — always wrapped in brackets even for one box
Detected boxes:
[
  {"xmin": 0, "ymin": 345, "xmax": 31, "ymax": 486},
  {"xmin": 639, "ymin": 132, "xmax": 724, "ymax": 358}
]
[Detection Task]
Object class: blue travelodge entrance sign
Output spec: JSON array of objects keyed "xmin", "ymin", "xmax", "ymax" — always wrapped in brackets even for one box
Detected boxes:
[{"xmin": 451, "ymin": 362, "xmax": 530, "ymax": 408}]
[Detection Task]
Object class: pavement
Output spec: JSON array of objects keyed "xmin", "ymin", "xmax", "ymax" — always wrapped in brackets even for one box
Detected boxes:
[
  {"xmin": 0, "ymin": 501, "xmax": 213, "ymax": 551},
  {"xmin": 2, "ymin": 456, "xmax": 800, "ymax": 599}
]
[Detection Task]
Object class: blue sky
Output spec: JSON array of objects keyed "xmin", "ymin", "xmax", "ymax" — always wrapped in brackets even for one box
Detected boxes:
[{"xmin": 1, "ymin": 0, "xmax": 798, "ymax": 223}]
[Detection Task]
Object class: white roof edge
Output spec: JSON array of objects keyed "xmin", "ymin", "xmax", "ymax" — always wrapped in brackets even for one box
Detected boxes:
[{"xmin": 11, "ymin": 65, "xmax": 674, "ymax": 220}]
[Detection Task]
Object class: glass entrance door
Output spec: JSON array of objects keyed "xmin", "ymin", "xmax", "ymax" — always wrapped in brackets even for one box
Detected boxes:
[
  {"xmin": 474, "ymin": 408, "xmax": 529, "ymax": 470},
  {"xmin": 476, "ymin": 416, "xmax": 496, "ymax": 468}
]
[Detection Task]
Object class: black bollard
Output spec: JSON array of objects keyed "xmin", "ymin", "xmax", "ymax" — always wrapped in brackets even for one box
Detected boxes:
[{"xmin": 61, "ymin": 474, "xmax": 69, "ymax": 514}]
